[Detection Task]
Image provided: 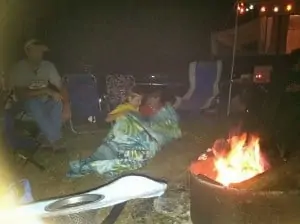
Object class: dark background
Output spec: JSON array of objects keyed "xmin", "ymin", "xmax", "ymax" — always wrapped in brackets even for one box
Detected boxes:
[{"xmin": 30, "ymin": 0, "xmax": 236, "ymax": 76}]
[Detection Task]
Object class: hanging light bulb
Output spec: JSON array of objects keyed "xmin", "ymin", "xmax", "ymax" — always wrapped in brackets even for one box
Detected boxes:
[
  {"xmin": 260, "ymin": 6, "xmax": 266, "ymax": 12},
  {"xmin": 237, "ymin": 2, "xmax": 242, "ymax": 11},
  {"xmin": 286, "ymin": 4, "xmax": 292, "ymax": 11},
  {"xmin": 249, "ymin": 4, "xmax": 254, "ymax": 10},
  {"xmin": 273, "ymin": 6, "xmax": 279, "ymax": 12},
  {"xmin": 239, "ymin": 7, "xmax": 245, "ymax": 14}
]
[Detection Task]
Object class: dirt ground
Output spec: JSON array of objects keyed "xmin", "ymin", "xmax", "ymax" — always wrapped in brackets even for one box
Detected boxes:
[{"xmin": 17, "ymin": 115, "xmax": 226, "ymax": 223}]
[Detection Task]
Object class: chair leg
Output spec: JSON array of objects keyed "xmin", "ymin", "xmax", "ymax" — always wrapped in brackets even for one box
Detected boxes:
[
  {"xmin": 69, "ymin": 119, "xmax": 80, "ymax": 134},
  {"xmin": 24, "ymin": 157, "xmax": 45, "ymax": 171},
  {"xmin": 68, "ymin": 118, "xmax": 100, "ymax": 135},
  {"xmin": 17, "ymin": 153, "xmax": 45, "ymax": 171}
]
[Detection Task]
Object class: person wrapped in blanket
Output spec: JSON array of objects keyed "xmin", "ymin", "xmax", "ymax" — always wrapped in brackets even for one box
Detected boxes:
[{"xmin": 68, "ymin": 87, "xmax": 181, "ymax": 177}]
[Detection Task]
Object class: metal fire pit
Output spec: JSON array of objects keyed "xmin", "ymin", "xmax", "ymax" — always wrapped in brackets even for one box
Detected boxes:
[{"xmin": 190, "ymin": 172, "xmax": 300, "ymax": 224}]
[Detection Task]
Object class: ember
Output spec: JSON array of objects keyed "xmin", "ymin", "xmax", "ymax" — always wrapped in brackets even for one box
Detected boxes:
[{"xmin": 190, "ymin": 133, "xmax": 269, "ymax": 186}]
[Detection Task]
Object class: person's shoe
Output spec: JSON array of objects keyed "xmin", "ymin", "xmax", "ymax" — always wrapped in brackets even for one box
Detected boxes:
[
  {"xmin": 37, "ymin": 135, "xmax": 53, "ymax": 149},
  {"xmin": 51, "ymin": 138, "xmax": 66, "ymax": 152}
]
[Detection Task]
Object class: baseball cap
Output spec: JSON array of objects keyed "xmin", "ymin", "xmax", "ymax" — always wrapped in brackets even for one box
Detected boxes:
[{"xmin": 24, "ymin": 39, "xmax": 49, "ymax": 52}]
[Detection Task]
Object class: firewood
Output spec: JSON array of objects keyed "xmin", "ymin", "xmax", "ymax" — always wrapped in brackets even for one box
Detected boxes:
[{"xmin": 230, "ymin": 157, "xmax": 300, "ymax": 191}]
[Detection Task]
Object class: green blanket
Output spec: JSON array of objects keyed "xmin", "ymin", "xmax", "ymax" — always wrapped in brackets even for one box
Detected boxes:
[{"xmin": 67, "ymin": 104, "xmax": 181, "ymax": 177}]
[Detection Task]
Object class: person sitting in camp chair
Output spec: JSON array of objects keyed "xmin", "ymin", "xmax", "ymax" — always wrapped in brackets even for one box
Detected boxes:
[{"xmin": 8, "ymin": 39, "xmax": 71, "ymax": 151}]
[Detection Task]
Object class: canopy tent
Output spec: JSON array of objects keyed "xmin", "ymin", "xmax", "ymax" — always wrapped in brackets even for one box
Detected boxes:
[
  {"xmin": 286, "ymin": 14, "xmax": 300, "ymax": 53},
  {"xmin": 211, "ymin": 15, "xmax": 300, "ymax": 55},
  {"xmin": 211, "ymin": 0, "xmax": 300, "ymax": 56},
  {"xmin": 211, "ymin": 16, "xmax": 277, "ymax": 55}
]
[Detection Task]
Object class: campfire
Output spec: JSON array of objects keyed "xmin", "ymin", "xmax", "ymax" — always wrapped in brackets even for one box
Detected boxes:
[
  {"xmin": 189, "ymin": 132, "xmax": 300, "ymax": 223},
  {"xmin": 190, "ymin": 133, "xmax": 269, "ymax": 186}
]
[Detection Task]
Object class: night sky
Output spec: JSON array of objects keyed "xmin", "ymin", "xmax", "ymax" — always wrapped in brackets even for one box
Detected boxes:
[{"xmin": 15, "ymin": 0, "xmax": 236, "ymax": 75}]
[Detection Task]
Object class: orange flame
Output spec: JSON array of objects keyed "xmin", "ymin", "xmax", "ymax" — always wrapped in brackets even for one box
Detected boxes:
[{"xmin": 214, "ymin": 133, "xmax": 266, "ymax": 186}]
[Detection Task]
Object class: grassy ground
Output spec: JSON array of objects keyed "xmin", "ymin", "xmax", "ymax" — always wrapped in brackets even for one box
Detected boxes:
[{"xmin": 16, "ymin": 115, "xmax": 226, "ymax": 223}]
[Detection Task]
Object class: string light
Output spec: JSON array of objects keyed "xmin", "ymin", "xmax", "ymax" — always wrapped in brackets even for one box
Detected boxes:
[
  {"xmin": 236, "ymin": 2, "xmax": 294, "ymax": 15},
  {"xmin": 286, "ymin": 4, "xmax": 292, "ymax": 11},
  {"xmin": 237, "ymin": 2, "xmax": 245, "ymax": 14}
]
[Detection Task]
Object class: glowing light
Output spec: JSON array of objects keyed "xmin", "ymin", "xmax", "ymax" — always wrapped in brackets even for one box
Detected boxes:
[
  {"xmin": 214, "ymin": 134, "xmax": 267, "ymax": 186},
  {"xmin": 233, "ymin": 2, "xmax": 293, "ymax": 16},
  {"xmin": 260, "ymin": 6, "xmax": 266, "ymax": 12},
  {"xmin": 286, "ymin": 4, "xmax": 292, "ymax": 11},
  {"xmin": 189, "ymin": 133, "xmax": 269, "ymax": 187},
  {"xmin": 0, "ymin": 193, "xmax": 42, "ymax": 223}
]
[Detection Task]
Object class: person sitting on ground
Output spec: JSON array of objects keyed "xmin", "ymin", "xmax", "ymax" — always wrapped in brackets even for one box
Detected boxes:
[
  {"xmin": 68, "ymin": 88, "xmax": 181, "ymax": 178},
  {"xmin": 140, "ymin": 90, "xmax": 164, "ymax": 117},
  {"xmin": 140, "ymin": 90, "xmax": 177, "ymax": 117},
  {"xmin": 105, "ymin": 86, "xmax": 143, "ymax": 122},
  {"xmin": 8, "ymin": 39, "xmax": 71, "ymax": 151},
  {"xmin": 140, "ymin": 90, "xmax": 181, "ymax": 145}
]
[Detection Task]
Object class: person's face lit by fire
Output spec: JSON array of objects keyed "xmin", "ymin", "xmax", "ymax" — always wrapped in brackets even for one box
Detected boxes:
[
  {"xmin": 25, "ymin": 45, "xmax": 47, "ymax": 64},
  {"xmin": 146, "ymin": 96, "xmax": 161, "ymax": 107},
  {"xmin": 128, "ymin": 94, "xmax": 142, "ymax": 108},
  {"xmin": 145, "ymin": 91, "xmax": 163, "ymax": 108}
]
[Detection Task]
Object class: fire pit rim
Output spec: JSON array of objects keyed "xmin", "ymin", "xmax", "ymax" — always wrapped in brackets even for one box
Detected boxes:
[{"xmin": 192, "ymin": 173, "xmax": 300, "ymax": 196}]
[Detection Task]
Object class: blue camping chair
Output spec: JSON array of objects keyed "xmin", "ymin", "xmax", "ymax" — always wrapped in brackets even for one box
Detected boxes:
[
  {"xmin": 64, "ymin": 74, "xmax": 102, "ymax": 133},
  {"xmin": 175, "ymin": 60, "xmax": 222, "ymax": 112}
]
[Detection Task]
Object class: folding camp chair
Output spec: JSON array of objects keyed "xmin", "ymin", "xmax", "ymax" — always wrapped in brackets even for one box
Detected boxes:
[
  {"xmin": 3, "ymin": 107, "xmax": 45, "ymax": 171},
  {"xmin": 64, "ymin": 74, "xmax": 102, "ymax": 134},
  {"xmin": 175, "ymin": 60, "xmax": 222, "ymax": 112},
  {"xmin": 1, "ymin": 73, "xmax": 44, "ymax": 170},
  {"xmin": 105, "ymin": 74, "xmax": 135, "ymax": 112}
]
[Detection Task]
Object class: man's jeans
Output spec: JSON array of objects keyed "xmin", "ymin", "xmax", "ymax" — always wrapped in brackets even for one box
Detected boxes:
[{"xmin": 24, "ymin": 98, "xmax": 62, "ymax": 143}]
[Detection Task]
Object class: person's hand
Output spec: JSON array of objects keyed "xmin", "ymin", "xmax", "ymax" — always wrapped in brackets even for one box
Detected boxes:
[
  {"xmin": 47, "ymin": 89, "xmax": 62, "ymax": 101},
  {"xmin": 62, "ymin": 103, "xmax": 71, "ymax": 121},
  {"xmin": 105, "ymin": 112, "xmax": 125, "ymax": 122}
]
